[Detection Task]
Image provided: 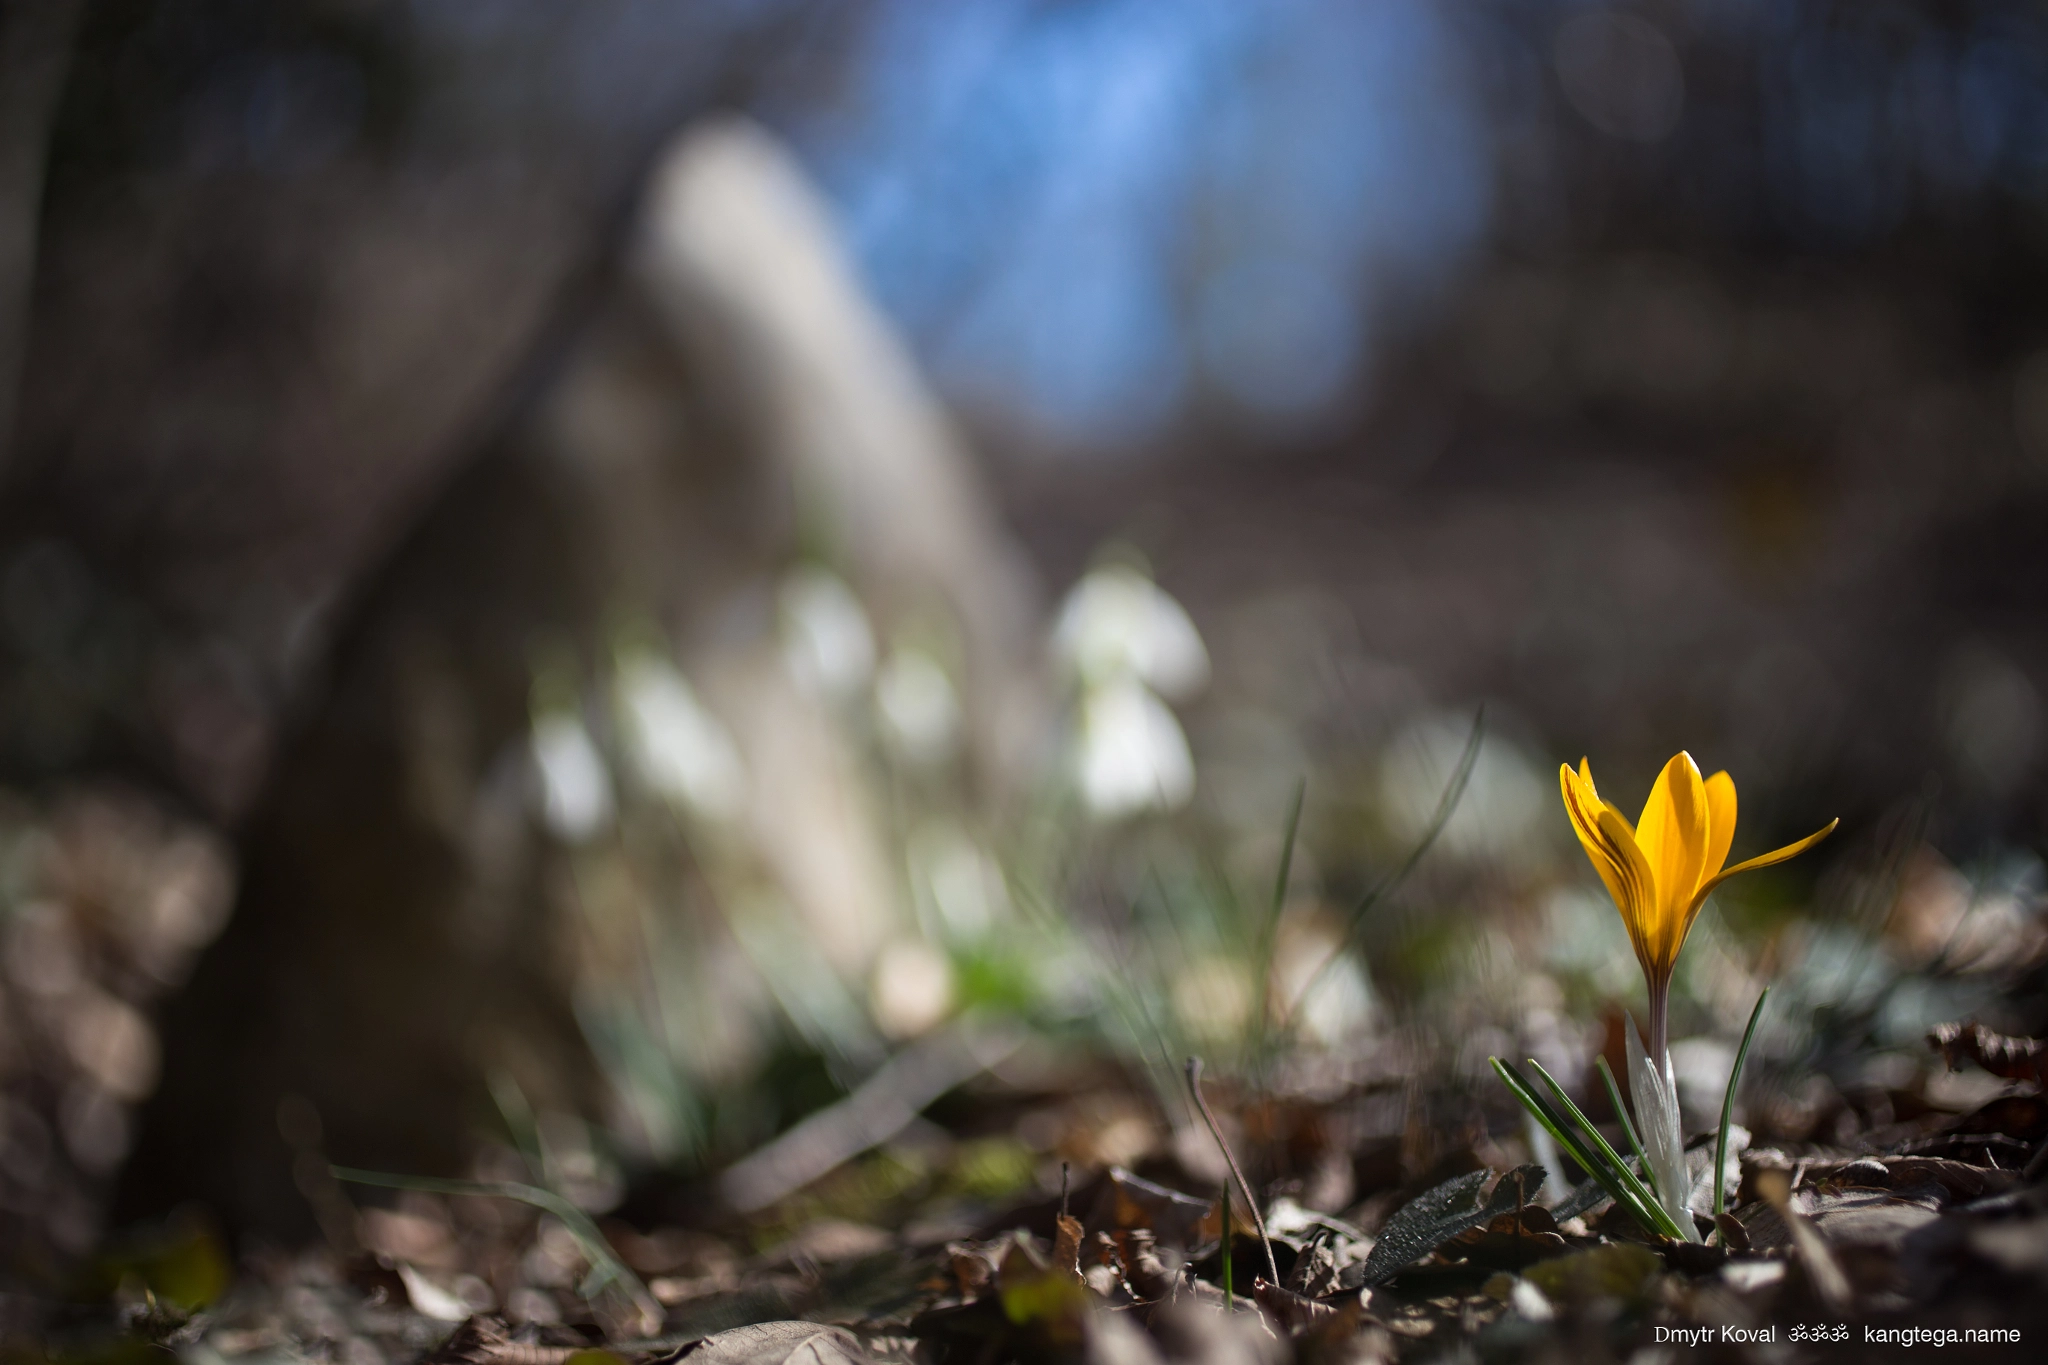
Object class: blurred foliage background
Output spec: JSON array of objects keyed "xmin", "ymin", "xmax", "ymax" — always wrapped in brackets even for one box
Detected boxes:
[{"xmin": 0, "ymin": 0, "xmax": 2045, "ymax": 1298}]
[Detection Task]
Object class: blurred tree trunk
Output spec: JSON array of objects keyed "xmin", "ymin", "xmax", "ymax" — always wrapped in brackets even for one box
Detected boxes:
[
  {"xmin": 114, "ymin": 121, "xmax": 1041, "ymax": 1241},
  {"xmin": 0, "ymin": 0, "xmax": 85, "ymax": 473},
  {"xmin": 113, "ymin": 440, "xmax": 602, "ymax": 1241}
]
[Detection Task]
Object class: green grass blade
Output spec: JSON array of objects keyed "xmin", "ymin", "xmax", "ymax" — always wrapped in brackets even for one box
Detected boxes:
[
  {"xmin": 1489, "ymin": 1059, "xmax": 1600, "ymax": 1189},
  {"xmin": 1525, "ymin": 1059, "xmax": 1689, "ymax": 1241},
  {"xmin": 1345, "ymin": 709, "xmax": 1483, "ymax": 932},
  {"xmin": 1595, "ymin": 1054, "xmax": 1657, "ymax": 1199},
  {"xmin": 1270, "ymin": 778, "xmax": 1306, "ymax": 920},
  {"xmin": 1490, "ymin": 1059, "xmax": 1670, "ymax": 1239},
  {"xmin": 1714, "ymin": 986, "xmax": 1770, "ymax": 1223},
  {"xmin": 1497, "ymin": 1062, "xmax": 1662, "ymax": 1236},
  {"xmin": 1287, "ymin": 712, "xmax": 1484, "ymax": 1020},
  {"xmin": 1248, "ymin": 778, "xmax": 1307, "ymax": 1073},
  {"xmin": 1526, "ymin": 1060, "xmax": 1652, "ymax": 1200}
]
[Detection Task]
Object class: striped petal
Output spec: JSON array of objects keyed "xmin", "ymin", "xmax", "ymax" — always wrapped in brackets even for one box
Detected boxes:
[
  {"xmin": 1578, "ymin": 758, "xmax": 1639, "ymax": 836},
  {"xmin": 1560, "ymin": 765, "xmax": 1627, "ymax": 906},
  {"xmin": 1599, "ymin": 806, "xmax": 1660, "ymax": 975},
  {"xmin": 1561, "ymin": 762, "xmax": 1659, "ymax": 980}
]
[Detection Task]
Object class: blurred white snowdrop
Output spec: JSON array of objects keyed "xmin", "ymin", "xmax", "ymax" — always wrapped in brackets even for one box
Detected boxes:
[
  {"xmin": 613, "ymin": 655, "xmax": 747, "ymax": 821},
  {"xmin": 1055, "ymin": 562, "xmax": 1207, "ymax": 820},
  {"xmin": 780, "ymin": 566, "xmax": 876, "ymax": 703},
  {"xmin": 531, "ymin": 711, "xmax": 614, "ymax": 841},
  {"xmin": 876, "ymin": 646, "xmax": 960, "ymax": 765},
  {"xmin": 1054, "ymin": 564, "xmax": 1210, "ymax": 699},
  {"xmin": 1293, "ymin": 954, "xmax": 1375, "ymax": 1048},
  {"xmin": 1077, "ymin": 676, "xmax": 1195, "ymax": 818},
  {"xmin": 911, "ymin": 821, "xmax": 1009, "ymax": 940},
  {"xmin": 870, "ymin": 936, "xmax": 956, "ymax": 1039}
]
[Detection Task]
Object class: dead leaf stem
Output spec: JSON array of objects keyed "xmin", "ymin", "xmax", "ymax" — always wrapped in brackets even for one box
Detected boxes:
[{"xmin": 1184, "ymin": 1057, "xmax": 1280, "ymax": 1286}]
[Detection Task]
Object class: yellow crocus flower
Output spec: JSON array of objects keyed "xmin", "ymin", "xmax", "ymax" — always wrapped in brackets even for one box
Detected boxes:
[{"xmin": 1560, "ymin": 752, "xmax": 1836, "ymax": 1057}]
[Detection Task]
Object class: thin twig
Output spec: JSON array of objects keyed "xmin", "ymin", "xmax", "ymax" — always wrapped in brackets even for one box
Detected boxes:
[
  {"xmin": 1185, "ymin": 1057, "xmax": 1279, "ymax": 1285},
  {"xmin": 1514, "ymin": 1168, "xmax": 1526, "ymax": 1257},
  {"xmin": 1220, "ymin": 1177, "xmax": 1234, "ymax": 1311}
]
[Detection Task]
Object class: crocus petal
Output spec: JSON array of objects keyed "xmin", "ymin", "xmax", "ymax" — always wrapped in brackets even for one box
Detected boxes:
[
  {"xmin": 1700, "ymin": 818, "xmax": 1840, "ymax": 897},
  {"xmin": 1654, "ymin": 771, "xmax": 1743, "ymax": 958},
  {"xmin": 1596, "ymin": 806, "xmax": 1660, "ymax": 974},
  {"xmin": 1560, "ymin": 765, "xmax": 1632, "ymax": 916},
  {"xmin": 1561, "ymin": 753, "xmax": 1837, "ymax": 1073},
  {"xmin": 1634, "ymin": 753, "xmax": 1711, "ymax": 968},
  {"xmin": 1702, "ymin": 771, "xmax": 1737, "ymax": 882},
  {"xmin": 1560, "ymin": 763, "xmax": 1658, "ymax": 975},
  {"xmin": 1583, "ymin": 757, "xmax": 1642, "ymax": 829}
]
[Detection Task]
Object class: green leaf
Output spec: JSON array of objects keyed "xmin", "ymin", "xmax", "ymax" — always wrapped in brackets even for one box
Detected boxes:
[
  {"xmin": 1527, "ymin": 1058, "xmax": 1689, "ymax": 1241},
  {"xmin": 1624, "ymin": 1016, "xmax": 1697, "ymax": 1241},
  {"xmin": 1353, "ymin": 1164, "xmax": 1545, "ymax": 1286},
  {"xmin": 1491, "ymin": 1061, "xmax": 1612, "ymax": 1202},
  {"xmin": 1595, "ymin": 1054, "xmax": 1656, "ymax": 1199},
  {"xmin": 1714, "ymin": 986, "xmax": 1770, "ymax": 1224},
  {"xmin": 1489, "ymin": 1059, "xmax": 1682, "ymax": 1241},
  {"xmin": 1549, "ymin": 1146, "xmax": 1657, "ymax": 1223}
]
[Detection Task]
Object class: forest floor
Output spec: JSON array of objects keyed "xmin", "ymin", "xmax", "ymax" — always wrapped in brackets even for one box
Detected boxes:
[{"xmin": 32, "ymin": 1021, "xmax": 2048, "ymax": 1365}]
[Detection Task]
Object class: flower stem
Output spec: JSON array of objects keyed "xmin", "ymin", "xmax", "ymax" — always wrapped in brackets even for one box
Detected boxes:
[{"xmin": 1648, "ymin": 975, "xmax": 1670, "ymax": 1068}]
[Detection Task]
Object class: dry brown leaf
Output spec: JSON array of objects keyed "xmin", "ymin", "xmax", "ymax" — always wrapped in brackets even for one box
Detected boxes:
[
  {"xmin": 1753, "ymin": 1170, "xmax": 1853, "ymax": 1314},
  {"xmin": 1929, "ymin": 1021, "xmax": 2048, "ymax": 1086},
  {"xmin": 1289, "ymin": 1296, "xmax": 1393, "ymax": 1365},
  {"xmin": 945, "ymin": 1242, "xmax": 995, "ymax": 1299},
  {"xmin": 1803, "ymin": 1154, "xmax": 2018, "ymax": 1203},
  {"xmin": 1053, "ymin": 1213, "xmax": 1086, "ymax": 1281},
  {"xmin": 418, "ymin": 1317, "xmax": 582, "ymax": 1365},
  {"xmin": 1117, "ymin": 1229, "xmax": 1178, "ymax": 1302},
  {"xmin": 1251, "ymin": 1281, "xmax": 1337, "ymax": 1333},
  {"xmin": 667, "ymin": 1322, "xmax": 873, "ymax": 1365},
  {"xmin": 1099, "ymin": 1167, "xmax": 1215, "ymax": 1249}
]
